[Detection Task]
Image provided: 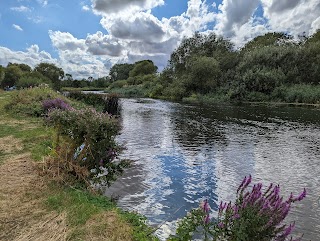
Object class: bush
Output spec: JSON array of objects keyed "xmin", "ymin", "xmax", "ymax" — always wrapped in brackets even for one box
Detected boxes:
[
  {"xmin": 170, "ymin": 176, "xmax": 306, "ymax": 241},
  {"xmin": 47, "ymin": 107, "xmax": 129, "ymax": 186},
  {"xmin": 42, "ymin": 98, "xmax": 71, "ymax": 112},
  {"xmin": 68, "ymin": 91, "xmax": 120, "ymax": 115},
  {"xmin": 5, "ymin": 86, "xmax": 65, "ymax": 116}
]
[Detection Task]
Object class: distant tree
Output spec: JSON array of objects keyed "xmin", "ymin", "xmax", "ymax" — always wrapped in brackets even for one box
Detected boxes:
[
  {"xmin": 0, "ymin": 66, "xmax": 5, "ymax": 86},
  {"xmin": 7, "ymin": 63, "xmax": 32, "ymax": 72},
  {"xmin": 1, "ymin": 65, "xmax": 23, "ymax": 88},
  {"xmin": 241, "ymin": 32, "xmax": 292, "ymax": 52},
  {"xmin": 129, "ymin": 60, "xmax": 158, "ymax": 77},
  {"xmin": 34, "ymin": 63, "xmax": 64, "ymax": 90},
  {"xmin": 109, "ymin": 63, "xmax": 134, "ymax": 82},
  {"xmin": 17, "ymin": 72, "xmax": 51, "ymax": 88}
]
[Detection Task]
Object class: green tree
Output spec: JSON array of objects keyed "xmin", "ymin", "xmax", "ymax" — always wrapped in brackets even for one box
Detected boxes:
[
  {"xmin": 129, "ymin": 60, "xmax": 158, "ymax": 77},
  {"xmin": 7, "ymin": 63, "xmax": 32, "ymax": 72},
  {"xmin": 184, "ymin": 56, "xmax": 221, "ymax": 94},
  {"xmin": 34, "ymin": 63, "xmax": 64, "ymax": 90},
  {"xmin": 109, "ymin": 63, "xmax": 134, "ymax": 82},
  {"xmin": 1, "ymin": 65, "xmax": 23, "ymax": 88}
]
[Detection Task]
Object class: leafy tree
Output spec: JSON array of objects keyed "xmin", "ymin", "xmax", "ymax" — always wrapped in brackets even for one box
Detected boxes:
[
  {"xmin": 34, "ymin": 63, "xmax": 64, "ymax": 90},
  {"xmin": 17, "ymin": 72, "xmax": 51, "ymax": 88},
  {"xmin": 7, "ymin": 63, "xmax": 32, "ymax": 72},
  {"xmin": 129, "ymin": 60, "xmax": 158, "ymax": 77},
  {"xmin": 109, "ymin": 63, "xmax": 134, "ymax": 82},
  {"xmin": 1, "ymin": 65, "xmax": 23, "ymax": 88},
  {"xmin": 184, "ymin": 56, "xmax": 221, "ymax": 94},
  {"xmin": 241, "ymin": 32, "xmax": 292, "ymax": 52},
  {"xmin": 0, "ymin": 66, "xmax": 5, "ymax": 86}
]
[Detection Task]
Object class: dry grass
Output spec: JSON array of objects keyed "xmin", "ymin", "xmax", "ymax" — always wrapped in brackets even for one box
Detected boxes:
[
  {"xmin": 0, "ymin": 136, "xmax": 24, "ymax": 155},
  {"xmin": 83, "ymin": 211, "xmax": 133, "ymax": 241},
  {"xmin": 0, "ymin": 153, "xmax": 67, "ymax": 241}
]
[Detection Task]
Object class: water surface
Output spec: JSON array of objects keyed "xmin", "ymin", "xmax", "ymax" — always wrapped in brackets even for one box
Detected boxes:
[{"xmin": 105, "ymin": 98, "xmax": 320, "ymax": 240}]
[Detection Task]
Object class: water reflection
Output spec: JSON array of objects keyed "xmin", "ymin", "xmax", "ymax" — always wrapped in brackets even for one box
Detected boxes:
[{"xmin": 104, "ymin": 99, "xmax": 320, "ymax": 240}]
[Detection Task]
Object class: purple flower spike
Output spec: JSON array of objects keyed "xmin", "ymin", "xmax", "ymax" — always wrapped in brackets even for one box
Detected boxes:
[{"xmin": 204, "ymin": 214, "xmax": 210, "ymax": 224}]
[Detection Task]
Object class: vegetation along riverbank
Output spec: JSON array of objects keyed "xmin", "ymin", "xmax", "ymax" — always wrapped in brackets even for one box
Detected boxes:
[{"xmin": 0, "ymin": 88, "xmax": 159, "ymax": 241}]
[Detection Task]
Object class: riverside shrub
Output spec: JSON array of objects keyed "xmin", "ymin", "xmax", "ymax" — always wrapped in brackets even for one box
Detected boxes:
[
  {"xmin": 169, "ymin": 176, "xmax": 306, "ymax": 241},
  {"xmin": 47, "ymin": 107, "xmax": 129, "ymax": 186}
]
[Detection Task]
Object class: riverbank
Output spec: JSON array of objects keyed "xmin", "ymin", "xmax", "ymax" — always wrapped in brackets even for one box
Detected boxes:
[{"xmin": 0, "ymin": 90, "xmax": 158, "ymax": 241}]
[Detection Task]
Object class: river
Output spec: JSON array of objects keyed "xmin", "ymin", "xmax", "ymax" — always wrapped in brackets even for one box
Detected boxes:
[{"xmin": 104, "ymin": 98, "xmax": 320, "ymax": 240}]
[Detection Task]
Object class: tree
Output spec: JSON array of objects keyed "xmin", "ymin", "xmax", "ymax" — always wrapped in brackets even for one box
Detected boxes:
[
  {"xmin": 109, "ymin": 63, "xmax": 134, "ymax": 82},
  {"xmin": 34, "ymin": 63, "xmax": 64, "ymax": 90},
  {"xmin": 241, "ymin": 32, "xmax": 292, "ymax": 52},
  {"xmin": 184, "ymin": 56, "xmax": 221, "ymax": 94},
  {"xmin": 1, "ymin": 65, "xmax": 23, "ymax": 88},
  {"xmin": 7, "ymin": 63, "xmax": 32, "ymax": 72},
  {"xmin": 129, "ymin": 60, "xmax": 158, "ymax": 77},
  {"xmin": 0, "ymin": 66, "xmax": 5, "ymax": 87}
]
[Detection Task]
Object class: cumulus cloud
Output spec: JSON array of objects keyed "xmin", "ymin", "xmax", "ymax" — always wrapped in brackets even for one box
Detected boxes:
[
  {"xmin": 10, "ymin": 5, "xmax": 31, "ymax": 12},
  {"xmin": 85, "ymin": 31, "xmax": 124, "ymax": 56},
  {"xmin": 0, "ymin": 45, "xmax": 56, "ymax": 68},
  {"xmin": 12, "ymin": 24, "xmax": 23, "ymax": 31},
  {"xmin": 49, "ymin": 30, "xmax": 86, "ymax": 51},
  {"xmin": 101, "ymin": 12, "xmax": 166, "ymax": 42},
  {"xmin": 215, "ymin": 0, "xmax": 260, "ymax": 37},
  {"xmin": 92, "ymin": 0, "xmax": 164, "ymax": 15},
  {"xmin": 261, "ymin": 0, "xmax": 320, "ymax": 36}
]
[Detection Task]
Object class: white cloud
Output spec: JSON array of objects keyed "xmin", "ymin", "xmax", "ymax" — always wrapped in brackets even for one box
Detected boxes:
[
  {"xmin": 10, "ymin": 5, "xmax": 31, "ymax": 12},
  {"xmin": 0, "ymin": 45, "xmax": 56, "ymax": 68},
  {"xmin": 82, "ymin": 5, "xmax": 90, "ymax": 11},
  {"xmin": 261, "ymin": 0, "xmax": 320, "ymax": 36},
  {"xmin": 215, "ymin": 0, "xmax": 260, "ymax": 37},
  {"xmin": 49, "ymin": 30, "xmax": 86, "ymax": 51},
  {"xmin": 12, "ymin": 24, "xmax": 23, "ymax": 31},
  {"xmin": 85, "ymin": 31, "xmax": 125, "ymax": 56},
  {"xmin": 37, "ymin": 0, "xmax": 48, "ymax": 7},
  {"xmin": 92, "ymin": 0, "xmax": 164, "ymax": 15},
  {"xmin": 100, "ymin": 12, "xmax": 167, "ymax": 42}
]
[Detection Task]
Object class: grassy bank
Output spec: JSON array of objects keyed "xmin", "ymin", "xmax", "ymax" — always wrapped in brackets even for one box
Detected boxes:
[{"xmin": 0, "ymin": 89, "xmax": 158, "ymax": 241}]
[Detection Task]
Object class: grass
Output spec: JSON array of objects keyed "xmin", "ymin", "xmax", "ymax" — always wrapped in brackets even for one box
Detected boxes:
[{"xmin": 0, "ymin": 89, "xmax": 159, "ymax": 241}]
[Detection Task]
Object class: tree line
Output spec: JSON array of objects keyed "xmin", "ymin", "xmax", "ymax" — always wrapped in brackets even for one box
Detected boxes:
[{"xmin": 2, "ymin": 30, "xmax": 320, "ymax": 103}]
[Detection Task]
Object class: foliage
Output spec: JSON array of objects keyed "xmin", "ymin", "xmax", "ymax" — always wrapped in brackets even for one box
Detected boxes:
[
  {"xmin": 46, "ymin": 107, "xmax": 129, "ymax": 186},
  {"xmin": 42, "ymin": 98, "xmax": 71, "ymax": 112},
  {"xmin": 68, "ymin": 91, "xmax": 120, "ymax": 115},
  {"xmin": 17, "ymin": 72, "xmax": 51, "ymax": 88},
  {"xmin": 170, "ymin": 176, "xmax": 306, "ymax": 241},
  {"xmin": 129, "ymin": 60, "xmax": 158, "ymax": 77},
  {"xmin": 34, "ymin": 62, "xmax": 64, "ymax": 90},
  {"xmin": 109, "ymin": 63, "xmax": 134, "ymax": 82},
  {"xmin": 1, "ymin": 65, "xmax": 23, "ymax": 88},
  {"xmin": 5, "ymin": 86, "xmax": 65, "ymax": 117}
]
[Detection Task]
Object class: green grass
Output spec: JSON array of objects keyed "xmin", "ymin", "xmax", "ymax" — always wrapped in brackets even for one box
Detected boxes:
[{"xmin": 45, "ymin": 184, "xmax": 159, "ymax": 240}]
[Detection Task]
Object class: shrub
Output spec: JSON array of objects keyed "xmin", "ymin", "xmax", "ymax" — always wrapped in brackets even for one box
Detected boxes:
[
  {"xmin": 5, "ymin": 86, "xmax": 65, "ymax": 116},
  {"xmin": 170, "ymin": 176, "xmax": 306, "ymax": 241},
  {"xmin": 42, "ymin": 98, "xmax": 71, "ymax": 112},
  {"xmin": 47, "ymin": 107, "xmax": 129, "ymax": 186},
  {"xmin": 68, "ymin": 91, "xmax": 120, "ymax": 115}
]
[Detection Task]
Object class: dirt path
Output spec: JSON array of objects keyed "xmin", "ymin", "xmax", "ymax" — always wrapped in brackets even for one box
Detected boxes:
[{"xmin": 0, "ymin": 149, "xmax": 67, "ymax": 241}]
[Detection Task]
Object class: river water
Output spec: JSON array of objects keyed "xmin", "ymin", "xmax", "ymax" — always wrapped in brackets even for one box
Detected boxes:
[{"xmin": 104, "ymin": 98, "xmax": 320, "ymax": 240}]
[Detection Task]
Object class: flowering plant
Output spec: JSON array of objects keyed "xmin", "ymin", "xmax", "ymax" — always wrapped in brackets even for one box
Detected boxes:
[
  {"xmin": 47, "ymin": 107, "xmax": 129, "ymax": 186},
  {"xmin": 169, "ymin": 176, "xmax": 306, "ymax": 241}
]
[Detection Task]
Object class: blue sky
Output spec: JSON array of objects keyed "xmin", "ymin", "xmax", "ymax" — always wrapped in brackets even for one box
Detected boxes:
[{"xmin": 0, "ymin": 0, "xmax": 319, "ymax": 78}]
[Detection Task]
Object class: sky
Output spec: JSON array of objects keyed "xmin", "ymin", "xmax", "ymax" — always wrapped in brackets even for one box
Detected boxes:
[{"xmin": 0, "ymin": 0, "xmax": 320, "ymax": 79}]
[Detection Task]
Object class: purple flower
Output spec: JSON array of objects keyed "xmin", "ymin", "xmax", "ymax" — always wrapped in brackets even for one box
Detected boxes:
[
  {"xmin": 218, "ymin": 222, "xmax": 224, "ymax": 229},
  {"xmin": 204, "ymin": 214, "xmax": 210, "ymax": 224},
  {"xmin": 295, "ymin": 188, "xmax": 307, "ymax": 202},
  {"xmin": 201, "ymin": 199, "xmax": 210, "ymax": 213}
]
